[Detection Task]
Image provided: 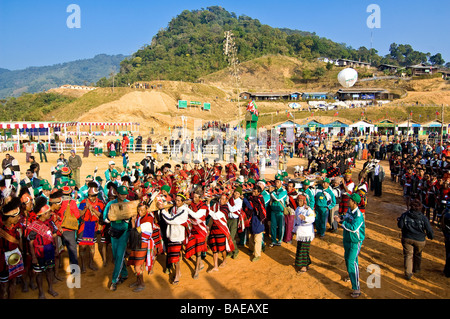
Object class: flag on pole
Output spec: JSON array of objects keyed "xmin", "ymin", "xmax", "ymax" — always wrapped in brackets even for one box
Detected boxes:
[
  {"xmin": 334, "ymin": 111, "xmax": 338, "ymax": 116},
  {"xmin": 246, "ymin": 100, "xmax": 258, "ymax": 116}
]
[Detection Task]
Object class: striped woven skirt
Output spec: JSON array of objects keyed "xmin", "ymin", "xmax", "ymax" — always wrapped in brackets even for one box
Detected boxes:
[
  {"xmin": 184, "ymin": 229, "xmax": 207, "ymax": 259},
  {"xmin": 152, "ymin": 228, "xmax": 164, "ymax": 255},
  {"xmin": 167, "ymin": 241, "xmax": 183, "ymax": 265},
  {"xmin": 208, "ymin": 224, "xmax": 227, "ymax": 253},
  {"xmin": 295, "ymin": 241, "xmax": 311, "ymax": 268}
]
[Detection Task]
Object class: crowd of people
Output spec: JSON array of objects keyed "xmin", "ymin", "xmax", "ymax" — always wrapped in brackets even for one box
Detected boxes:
[{"xmin": 0, "ymin": 131, "xmax": 449, "ymax": 300}]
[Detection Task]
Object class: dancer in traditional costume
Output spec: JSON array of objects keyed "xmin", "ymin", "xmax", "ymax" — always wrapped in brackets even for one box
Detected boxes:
[{"xmin": 293, "ymin": 194, "xmax": 315, "ymax": 274}]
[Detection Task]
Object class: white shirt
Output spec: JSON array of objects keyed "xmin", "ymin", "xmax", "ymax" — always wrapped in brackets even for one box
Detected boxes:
[{"xmin": 227, "ymin": 197, "xmax": 243, "ymax": 219}]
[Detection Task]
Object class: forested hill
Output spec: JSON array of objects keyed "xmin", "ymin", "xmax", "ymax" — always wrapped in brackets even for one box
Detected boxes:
[
  {"xmin": 0, "ymin": 54, "xmax": 126, "ymax": 99},
  {"xmin": 105, "ymin": 6, "xmax": 378, "ymax": 86},
  {"xmin": 103, "ymin": 6, "xmax": 446, "ymax": 88}
]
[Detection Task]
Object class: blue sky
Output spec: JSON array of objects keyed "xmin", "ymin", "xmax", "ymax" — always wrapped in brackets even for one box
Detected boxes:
[{"xmin": 0, "ymin": 0, "xmax": 448, "ymax": 70}]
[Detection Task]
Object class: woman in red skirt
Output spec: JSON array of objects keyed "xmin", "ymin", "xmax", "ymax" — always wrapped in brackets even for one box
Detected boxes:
[
  {"xmin": 186, "ymin": 190, "xmax": 209, "ymax": 279},
  {"xmin": 127, "ymin": 203, "xmax": 156, "ymax": 292},
  {"xmin": 207, "ymin": 194, "xmax": 234, "ymax": 273}
]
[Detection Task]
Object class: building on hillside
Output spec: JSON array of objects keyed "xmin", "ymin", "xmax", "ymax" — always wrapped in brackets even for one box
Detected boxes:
[
  {"xmin": 336, "ymin": 88, "xmax": 398, "ymax": 100},
  {"xmin": 336, "ymin": 59, "xmax": 371, "ymax": 69},
  {"xmin": 377, "ymin": 64, "xmax": 400, "ymax": 74},
  {"xmin": 239, "ymin": 91, "xmax": 302, "ymax": 101},
  {"xmin": 59, "ymin": 84, "xmax": 96, "ymax": 91},
  {"xmin": 301, "ymin": 92, "xmax": 330, "ymax": 100},
  {"xmin": 317, "ymin": 57, "xmax": 336, "ymax": 64},
  {"xmin": 406, "ymin": 63, "xmax": 439, "ymax": 76}
]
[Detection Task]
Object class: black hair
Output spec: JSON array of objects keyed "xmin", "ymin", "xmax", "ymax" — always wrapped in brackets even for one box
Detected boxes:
[{"xmin": 2, "ymin": 197, "xmax": 21, "ymax": 221}]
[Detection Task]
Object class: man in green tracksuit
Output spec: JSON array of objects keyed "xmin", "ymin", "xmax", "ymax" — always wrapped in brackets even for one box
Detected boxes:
[
  {"xmin": 335, "ymin": 193, "xmax": 365, "ymax": 298},
  {"xmin": 314, "ymin": 178, "xmax": 336, "ymax": 238},
  {"xmin": 269, "ymin": 174, "xmax": 288, "ymax": 247},
  {"xmin": 103, "ymin": 185, "xmax": 130, "ymax": 291}
]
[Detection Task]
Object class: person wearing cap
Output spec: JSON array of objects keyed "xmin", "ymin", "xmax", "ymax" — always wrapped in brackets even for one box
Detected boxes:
[
  {"xmin": 397, "ymin": 199, "xmax": 434, "ymax": 281},
  {"xmin": 77, "ymin": 182, "xmax": 105, "ymax": 273},
  {"xmin": 314, "ymin": 178, "xmax": 336, "ymax": 239},
  {"xmin": 105, "ymin": 161, "xmax": 119, "ymax": 183},
  {"xmin": 269, "ymin": 174, "xmax": 288, "ymax": 247},
  {"xmin": 0, "ymin": 198, "xmax": 24, "ymax": 299},
  {"xmin": 293, "ymin": 194, "xmax": 315, "ymax": 274},
  {"xmin": 334, "ymin": 193, "xmax": 366, "ymax": 298},
  {"xmin": 299, "ymin": 179, "xmax": 315, "ymax": 210},
  {"xmin": 28, "ymin": 200, "xmax": 59, "ymax": 299},
  {"xmin": 68, "ymin": 150, "xmax": 82, "ymax": 188},
  {"xmin": 103, "ymin": 185, "xmax": 131, "ymax": 291}
]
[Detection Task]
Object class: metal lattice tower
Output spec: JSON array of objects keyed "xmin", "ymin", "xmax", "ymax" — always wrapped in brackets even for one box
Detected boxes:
[{"xmin": 223, "ymin": 31, "xmax": 241, "ymax": 124}]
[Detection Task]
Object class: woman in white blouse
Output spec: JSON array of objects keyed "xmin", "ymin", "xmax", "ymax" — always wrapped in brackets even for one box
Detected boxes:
[{"xmin": 293, "ymin": 194, "xmax": 316, "ymax": 274}]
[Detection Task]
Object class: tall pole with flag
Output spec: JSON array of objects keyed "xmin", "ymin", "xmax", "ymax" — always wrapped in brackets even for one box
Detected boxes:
[
  {"xmin": 224, "ymin": 31, "xmax": 241, "ymax": 127},
  {"xmin": 441, "ymin": 104, "xmax": 444, "ymax": 148}
]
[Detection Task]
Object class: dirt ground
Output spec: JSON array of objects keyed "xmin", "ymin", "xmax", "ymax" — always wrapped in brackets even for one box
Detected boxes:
[{"xmin": 8, "ymin": 150, "xmax": 450, "ymax": 300}]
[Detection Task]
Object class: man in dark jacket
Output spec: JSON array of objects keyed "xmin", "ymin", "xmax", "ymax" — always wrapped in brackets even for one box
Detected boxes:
[{"xmin": 397, "ymin": 199, "xmax": 434, "ymax": 280}]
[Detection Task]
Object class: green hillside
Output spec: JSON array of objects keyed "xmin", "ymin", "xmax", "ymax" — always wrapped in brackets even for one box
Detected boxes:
[
  {"xmin": 104, "ymin": 6, "xmax": 445, "ymax": 88},
  {"xmin": 0, "ymin": 54, "xmax": 127, "ymax": 99}
]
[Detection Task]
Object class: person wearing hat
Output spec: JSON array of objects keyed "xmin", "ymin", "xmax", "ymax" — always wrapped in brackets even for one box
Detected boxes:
[
  {"xmin": 334, "ymin": 193, "xmax": 366, "ymax": 298},
  {"xmin": 299, "ymin": 179, "xmax": 315, "ymax": 210},
  {"xmin": 105, "ymin": 161, "xmax": 119, "ymax": 183},
  {"xmin": 314, "ymin": 178, "xmax": 336, "ymax": 239},
  {"xmin": 103, "ymin": 185, "xmax": 131, "ymax": 291},
  {"xmin": 269, "ymin": 174, "xmax": 288, "ymax": 247},
  {"xmin": 0, "ymin": 198, "xmax": 24, "ymax": 299},
  {"xmin": 68, "ymin": 150, "xmax": 82, "ymax": 188},
  {"xmin": 77, "ymin": 182, "xmax": 105, "ymax": 273}
]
